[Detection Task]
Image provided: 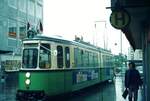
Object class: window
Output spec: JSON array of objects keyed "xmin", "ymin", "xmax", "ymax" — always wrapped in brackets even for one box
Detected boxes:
[
  {"xmin": 83, "ymin": 51, "xmax": 86, "ymax": 67},
  {"xmin": 57, "ymin": 46, "xmax": 63, "ymax": 68},
  {"xmin": 107, "ymin": 56, "xmax": 112, "ymax": 67},
  {"xmin": 23, "ymin": 49, "xmax": 38, "ymax": 68},
  {"xmin": 28, "ymin": 0, "xmax": 35, "ymax": 16},
  {"xmin": 93, "ymin": 53, "xmax": 98, "ymax": 67},
  {"xmin": 77, "ymin": 49, "xmax": 82, "ymax": 67},
  {"xmin": 81, "ymin": 50, "xmax": 84, "ymax": 67},
  {"xmin": 65, "ymin": 47, "xmax": 70, "ymax": 68},
  {"xmin": 8, "ymin": 19, "xmax": 17, "ymax": 38},
  {"xmin": 19, "ymin": 22, "xmax": 26, "ymax": 40},
  {"xmin": 19, "ymin": 0, "xmax": 26, "ymax": 12},
  {"xmin": 74, "ymin": 48, "xmax": 84, "ymax": 67},
  {"xmin": 84, "ymin": 51, "xmax": 89, "ymax": 67},
  {"xmin": 74, "ymin": 48, "xmax": 78, "ymax": 67},
  {"xmin": 39, "ymin": 44, "xmax": 51, "ymax": 68},
  {"xmin": 103, "ymin": 55, "xmax": 107, "ymax": 67},
  {"xmin": 95, "ymin": 54, "xmax": 98, "ymax": 67},
  {"xmin": 93, "ymin": 53, "xmax": 96, "ymax": 67},
  {"xmin": 8, "ymin": 0, "xmax": 17, "ymax": 8},
  {"xmin": 89, "ymin": 52, "xmax": 93, "ymax": 67},
  {"xmin": 36, "ymin": 3, "xmax": 43, "ymax": 19}
]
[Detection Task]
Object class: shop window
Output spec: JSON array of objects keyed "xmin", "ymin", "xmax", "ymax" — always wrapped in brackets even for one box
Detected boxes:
[{"xmin": 8, "ymin": 19, "xmax": 17, "ymax": 38}]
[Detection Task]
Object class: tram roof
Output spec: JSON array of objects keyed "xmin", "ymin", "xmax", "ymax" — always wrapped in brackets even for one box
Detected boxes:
[
  {"xmin": 72, "ymin": 40, "xmax": 111, "ymax": 53},
  {"xmin": 23, "ymin": 35, "xmax": 72, "ymax": 45},
  {"xmin": 23, "ymin": 34, "xmax": 111, "ymax": 53}
]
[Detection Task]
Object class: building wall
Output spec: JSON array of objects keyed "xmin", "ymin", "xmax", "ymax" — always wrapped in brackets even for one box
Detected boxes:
[
  {"xmin": 0, "ymin": 0, "xmax": 43, "ymax": 71},
  {"xmin": 0, "ymin": 0, "xmax": 43, "ymax": 53}
]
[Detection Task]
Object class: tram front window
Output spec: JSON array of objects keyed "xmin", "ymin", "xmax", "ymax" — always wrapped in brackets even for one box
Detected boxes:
[
  {"xmin": 22, "ymin": 49, "xmax": 38, "ymax": 68},
  {"xmin": 39, "ymin": 44, "xmax": 51, "ymax": 68}
]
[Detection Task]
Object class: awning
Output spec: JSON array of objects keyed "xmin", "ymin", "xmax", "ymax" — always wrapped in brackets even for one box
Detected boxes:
[{"xmin": 122, "ymin": 27, "xmax": 136, "ymax": 51}]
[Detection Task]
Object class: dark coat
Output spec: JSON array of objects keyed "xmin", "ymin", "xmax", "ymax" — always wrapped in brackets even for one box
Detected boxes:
[{"xmin": 125, "ymin": 68, "xmax": 142, "ymax": 89}]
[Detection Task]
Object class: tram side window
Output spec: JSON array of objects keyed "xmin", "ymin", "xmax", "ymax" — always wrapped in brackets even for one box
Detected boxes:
[
  {"xmin": 106, "ymin": 56, "xmax": 109, "ymax": 67},
  {"xmin": 95, "ymin": 54, "xmax": 98, "ymax": 67},
  {"xmin": 92, "ymin": 53, "xmax": 95, "ymax": 67},
  {"xmin": 77, "ymin": 49, "xmax": 82, "ymax": 67},
  {"xmin": 57, "ymin": 46, "xmax": 63, "ymax": 68},
  {"xmin": 89, "ymin": 52, "xmax": 94, "ymax": 67},
  {"xmin": 81, "ymin": 50, "xmax": 84, "ymax": 67},
  {"xmin": 110, "ymin": 56, "xmax": 113, "ymax": 67},
  {"xmin": 108, "ymin": 56, "xmax": 112, "ymax": 67},
  {"xmin": 65, "ymin": 47, "xmax": 70, "ymax": 68},
  {"xmin": 74, "ymin": 48, "xmax": 77, "ymax": 67},
  {"xmin": 83, "ymin": 51, "xmax": 87, "ymax": 67},
  {"xmin": 93, "ymin": 53, "xmax": 98, "ymax": 67},
  {"xmin": 74, "ymin": 48, "xmax": 82, "ymax": 67},
  {"xmin": 84, "ymin": 51, "xmax": 89, "ymax": 67},
  {"xmin": 93, "ymin": 53, "xmax": 95, "ymax": 67},
  {"xmin": 99, "ymin": 53, "xmax": 101, "ymax": 67},
  {"xmin": 107, "ymin": 56, "xmax": 110, "ymax": 67},
  {"xmin": 39, "ymin": 44, "xmax": 51, "ymax": 68},
  {"xmin": 103, "ymin": 55, "xmax": 107, "ymax": 68}
]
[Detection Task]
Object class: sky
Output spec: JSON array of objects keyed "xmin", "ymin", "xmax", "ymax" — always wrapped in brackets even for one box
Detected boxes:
[{"xmin": 43, "ymin": 0, "xmax": 130, "ymax": 55}]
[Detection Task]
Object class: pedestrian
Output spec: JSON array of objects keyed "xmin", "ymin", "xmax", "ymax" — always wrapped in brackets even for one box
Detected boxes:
[{"xmin": 125, "ymin": 62, "xmax": 143, "ymax": 101}]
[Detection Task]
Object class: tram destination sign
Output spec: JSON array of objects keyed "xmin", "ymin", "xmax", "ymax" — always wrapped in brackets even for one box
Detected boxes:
[{"xmin": 110, "ymin": 9, "xmax": 130, "ymax": 29}]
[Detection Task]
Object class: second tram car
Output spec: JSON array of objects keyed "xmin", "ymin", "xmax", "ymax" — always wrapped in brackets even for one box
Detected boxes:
[{"xmin": 16, "ymin": 30, "xmax": 114, "ymax": 100}]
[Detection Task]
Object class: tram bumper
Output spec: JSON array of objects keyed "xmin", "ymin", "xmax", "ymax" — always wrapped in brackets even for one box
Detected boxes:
[{"xmin": 16, "ymin": 90, "xmax": 45, "ymax": 100}]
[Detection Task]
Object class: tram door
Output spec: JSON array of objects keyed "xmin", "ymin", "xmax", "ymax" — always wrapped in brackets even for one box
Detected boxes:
[{"xmin": 65, "ymin": 47, "xmax": 70, "ymax": 68}]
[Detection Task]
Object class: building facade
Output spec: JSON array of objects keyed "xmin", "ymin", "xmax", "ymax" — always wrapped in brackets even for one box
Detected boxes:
[
  {"xmin": 0, "ymin": 0, "xmax": 43, "ymax": 71},
  {"xmin": 134, "ymin": 49, "xmax": 143, "ymax": 60},
  {"xmin": 128, "ymin": 46, "xmax": 134, "ymax": 60},
  {"xmin": 128, "ymin": 46, "xmax": 143, "ymax": 61}
]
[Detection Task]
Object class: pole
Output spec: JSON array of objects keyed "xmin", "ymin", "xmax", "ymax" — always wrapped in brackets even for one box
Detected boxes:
[
  {"xmin": 94, "ymin": 20, "xmax": 107, "ymax": 49},
  {"xmin": 120, "ymin": 31, "xmax": 124, "ymax": 85},
  {"xmin": 93, "ymin": 23, "xmax": 96, "ymax": 45},
  {"xmin": 120, "ymin": 31, "xmax": 122, "ymax": 54}
]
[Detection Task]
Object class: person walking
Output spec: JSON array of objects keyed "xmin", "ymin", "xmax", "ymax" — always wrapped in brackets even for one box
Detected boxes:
[{"xmin": 125, "ymin": 62, "xmax": 143, "ymax": 101}]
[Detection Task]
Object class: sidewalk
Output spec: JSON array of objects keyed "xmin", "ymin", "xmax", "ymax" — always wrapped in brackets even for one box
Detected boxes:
[
  {"xmin": 115, "ymin": 76, "xmax": 143, "ymax": 101},
  {"xmin": 0, "ymin": 72, "xmax": 17, "ymax": 101}
]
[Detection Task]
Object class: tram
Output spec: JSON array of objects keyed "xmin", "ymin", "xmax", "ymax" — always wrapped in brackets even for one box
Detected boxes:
[{"xmin": 16, "ymin": 29, "xmax": 114, "ymax": 100}]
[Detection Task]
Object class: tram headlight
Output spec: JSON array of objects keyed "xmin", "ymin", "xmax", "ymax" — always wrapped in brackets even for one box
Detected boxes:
[
  {"xmin": 25, "ymin": 72, "xmax": 31, "ymax": 78},
  {"xmin": 25, "ymin": 79, "xmax": 30, "ymax": 85}
]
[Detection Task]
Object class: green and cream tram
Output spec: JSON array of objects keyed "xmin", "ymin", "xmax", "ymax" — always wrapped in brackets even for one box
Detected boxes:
[{"xmin": 17, "ymin": 31, "xmax": 114, "ymax": 100}]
